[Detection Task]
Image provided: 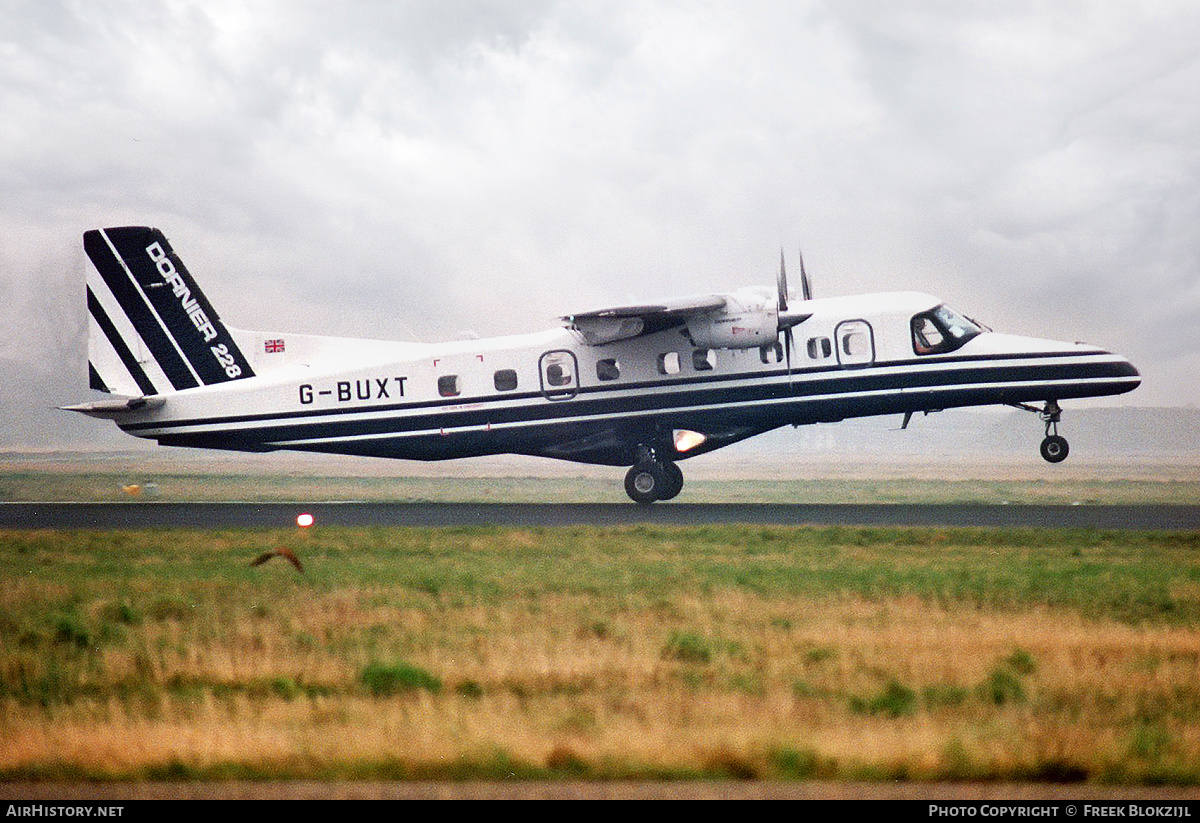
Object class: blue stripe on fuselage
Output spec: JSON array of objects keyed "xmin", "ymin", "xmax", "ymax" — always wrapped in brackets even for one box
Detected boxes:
[{"xmin": 123, "ymin": 351, "xmax": 1138, "ymax": 460}]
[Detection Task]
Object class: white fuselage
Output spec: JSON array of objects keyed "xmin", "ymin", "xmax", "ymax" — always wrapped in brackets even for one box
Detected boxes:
[{"xmin": 106, "ymin": 291, "xmax": 1140, "ymax": 467}]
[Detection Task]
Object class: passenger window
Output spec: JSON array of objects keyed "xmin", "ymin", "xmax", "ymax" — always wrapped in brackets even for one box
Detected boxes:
[
  {"xmin": 692, "ymin": 349, "xmax": 716, "ymax": 371},
  {"xmin": 438, "ymin": 375, "xmax": 461, "ymax": 397},
  {"xmin": 596, "ymin": 358, "xmax": 620, "ymax": 381},
  {"xmin": 493, "ymin": 369, "xmax": 518, "ymax": 391},
  {"xmin": 545, "ymin": 362, "xmax": 571, "ymax": 387},
  {"xmin": 658, "ymin": 352, "xmax": 681, "ymax": 375},
  {"xmin": 539, "ymin": 350, "xmax": 578, "ymax": 399},
  {"xmin": 843, "ymin": 332, "xmax": 866, "ymax": 356},
  {"xmin": 760, "ymin": 342, "xmax": 783, "ymax": 364},
  {"xmin": 807, "ymin": 337, "xmax": 832, "ymax": 359}
]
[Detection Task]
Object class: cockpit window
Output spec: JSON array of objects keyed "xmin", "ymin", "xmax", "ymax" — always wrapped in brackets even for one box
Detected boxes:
[{"xmin": 911, "ymin": 305, "xmax": 982, "ymax": 355}]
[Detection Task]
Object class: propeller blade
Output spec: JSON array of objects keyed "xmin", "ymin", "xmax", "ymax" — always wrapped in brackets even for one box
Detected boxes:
[
  {"xmin": 778, "ymin": 249, "xmax": 792, "ymax": 377},
  {"xmin": 777, "ymin": 248, "xmax": 789, "ymax": 313},
  {"xmin": 798, "ymin": 248, "xmax": 812, "ymax": 301}
]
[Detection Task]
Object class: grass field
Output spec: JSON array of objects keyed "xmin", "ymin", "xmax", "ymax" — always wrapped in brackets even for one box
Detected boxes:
[{"xmin": 3, "ymin": 523, "xmax": 1200, "ymax": 784}]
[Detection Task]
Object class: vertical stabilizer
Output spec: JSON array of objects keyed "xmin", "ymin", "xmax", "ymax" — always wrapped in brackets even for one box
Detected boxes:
[{"xmin": 84, "ymin": 227, "xmax": 255, "ymax": 395}]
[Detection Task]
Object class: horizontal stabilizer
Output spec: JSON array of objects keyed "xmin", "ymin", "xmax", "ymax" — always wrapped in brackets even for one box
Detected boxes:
[{"xmin": 60, "ymin": 395, "xmax": 166, "ymax": 419}]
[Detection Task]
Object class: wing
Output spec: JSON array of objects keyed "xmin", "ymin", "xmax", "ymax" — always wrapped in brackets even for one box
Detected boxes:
[{"xmin": 563, "ymin": 294, "xmax": 727, "ymax": 345}]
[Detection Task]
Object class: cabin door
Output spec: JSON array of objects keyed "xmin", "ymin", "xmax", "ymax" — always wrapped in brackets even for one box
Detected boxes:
[
  {"xmin": 835, "ymin": 320, "xmax": 875, "ymax": 367},
  {"xmin": 539, "ymin": 350, "xmax": 579, "ymax": 400}
]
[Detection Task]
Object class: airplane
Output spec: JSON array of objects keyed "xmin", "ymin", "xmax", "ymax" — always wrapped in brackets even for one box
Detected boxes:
[{"xmin": 65, "ymin": 226, "xmax": 1141, "ymax": 504}]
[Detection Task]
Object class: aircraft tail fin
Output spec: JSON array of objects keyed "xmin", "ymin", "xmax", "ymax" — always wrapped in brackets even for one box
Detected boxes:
[{"xmin": 83, "ymin": 226, "xmax": 255, "ymax": 396}]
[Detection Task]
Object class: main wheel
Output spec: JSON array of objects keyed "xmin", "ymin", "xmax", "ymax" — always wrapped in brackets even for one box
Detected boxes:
[
  {"xmin": 1040, "ymin": 435, "xmax": 1069, "ymax": 463},
  {"xmin": 625, "ymin": 461, "xmax": 666, "ymax": 505},
  {"xmin": 659, "ymin": 462, "xmax": 684, "ymax": 501}
]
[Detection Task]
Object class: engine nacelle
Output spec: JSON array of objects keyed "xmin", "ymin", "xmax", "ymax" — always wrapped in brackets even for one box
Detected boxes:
[{"xmin": 685, "ymin": 291, "xmax": 779, "ymax": 349}]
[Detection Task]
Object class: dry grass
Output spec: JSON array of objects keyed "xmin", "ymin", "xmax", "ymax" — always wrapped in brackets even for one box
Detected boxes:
[{"xmin": 2, "ymin": 525, "xmax": 1199, "ymax": 783}]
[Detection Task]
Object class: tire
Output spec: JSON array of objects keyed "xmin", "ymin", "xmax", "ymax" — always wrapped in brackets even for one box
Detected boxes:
[
  {"xmin": 659, "ymin": 462, "xmax": 684, "ymax": 501},
  {"xmin": 625, "ymin": 462, "xmax": 665, "ymax": 505},
  {"xmin": 1040, "ymin": 435, "xmax": 1069, "ymax": 464}
]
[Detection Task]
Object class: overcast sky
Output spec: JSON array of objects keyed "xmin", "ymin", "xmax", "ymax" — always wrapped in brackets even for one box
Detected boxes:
[{"xmin": 2, "ymin": 0, "xmax": 1197, "ymax": 446}]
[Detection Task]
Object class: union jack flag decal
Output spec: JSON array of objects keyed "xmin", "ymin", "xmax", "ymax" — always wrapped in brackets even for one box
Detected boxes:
[{"xmin": 264, "ymin": 339, "xmax": 285, "ymax": 353}]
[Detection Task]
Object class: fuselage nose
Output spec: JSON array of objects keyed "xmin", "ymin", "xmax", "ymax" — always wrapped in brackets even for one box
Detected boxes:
[
  {"xmin": 1119, "ymin": 353, "xmax": 1141, "ymax": 381},
  {"xmin": 964, "ymin": 332, "xmax": 1141, "ymax": 400},
  {"xmin": 1087, "ymin": 348, "xmax": 1141, "ymax": 396},
  {"xmin": 1121, "ymin": 355, "xmax": 1141, "ymax": 392},
  {"xmin": 1078, "ymin": 348, "xmax": 1141, "ymax": 397},
  {"xmin": 1062, "ymin": 341, "xmax": 1141, "ymax": 393}
]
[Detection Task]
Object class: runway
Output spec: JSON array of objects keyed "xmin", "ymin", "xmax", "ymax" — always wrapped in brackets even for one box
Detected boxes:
[{"xmin": 3, "ymin": 501, "xmax": 1199, "ymax": 530}]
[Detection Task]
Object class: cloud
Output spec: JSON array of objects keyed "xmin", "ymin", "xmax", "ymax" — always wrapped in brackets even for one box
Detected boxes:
[{"xmin": 1, "ymin": 0, "xmax": 1198, "ymax": 449}]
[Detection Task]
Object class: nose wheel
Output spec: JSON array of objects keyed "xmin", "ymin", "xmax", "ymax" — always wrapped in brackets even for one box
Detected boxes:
[
  {"xmin": 624, "ymin": 450, "xmax": 685, "ymax": 504},
  {"xmin": 1040, "ymin": 433, "xmax": 1069, "ymax": 463},
  {"xmin": 1011, "ymin": 401, "xmax": 1070, "ymax": 464}
]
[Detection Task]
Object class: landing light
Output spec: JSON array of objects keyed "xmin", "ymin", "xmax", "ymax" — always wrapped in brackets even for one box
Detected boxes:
[
  {"xmin": 296, "ymin": 513, "xmax": 314, "ymax": 528},
  {"xmin": 673, "ymin": 429, "xmax": 707, "ymax": 453}
]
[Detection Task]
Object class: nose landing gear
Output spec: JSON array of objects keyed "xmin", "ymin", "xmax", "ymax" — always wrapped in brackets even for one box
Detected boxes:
[
  {"xmin": 1040, "ymin": 432, "xmax": 1069, "ymax": 463},
  {"xmin": 624, "ymin": 447, "xmax": 685, "ymax": 504},
  {"xmin": 1011, "ymin": 400, "xmax": 1069, "ymax": 464}
]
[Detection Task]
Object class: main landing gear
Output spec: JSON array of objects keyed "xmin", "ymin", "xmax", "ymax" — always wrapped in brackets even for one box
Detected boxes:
[
  {"xmin": 624, "ymin": 447, "xmax": 684, "ymax": 505},
  {"xmin": 1011, "ymin": 400, "xmax": 1069, "ymax": 464}
]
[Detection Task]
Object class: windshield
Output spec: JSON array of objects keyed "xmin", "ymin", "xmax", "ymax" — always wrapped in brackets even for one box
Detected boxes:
[{"xmin": 911, "ymin": 304, "xmax": 982, "ymax": 355}]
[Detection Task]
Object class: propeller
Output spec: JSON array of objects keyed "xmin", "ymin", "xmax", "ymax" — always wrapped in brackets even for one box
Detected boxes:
[
  {"xmin": 778, "ymin": 249, "xmax": 792, "ymax": 372},
  {"xmin": 798, "ymin": 247, "xmax": 812, "ymax": 301},
  {"xmin": 776, "ymin": 247, "xmax": 813, "ymax": 377},
  {"xmin": 777, "ymin": 248, "xmax": 790, "ymax": 314}
]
